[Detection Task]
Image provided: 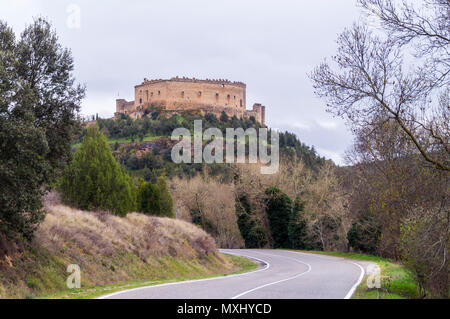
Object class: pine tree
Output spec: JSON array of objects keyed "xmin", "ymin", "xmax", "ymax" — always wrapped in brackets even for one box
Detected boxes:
[{"xmin": 60, "ymin": 125, "xmax": 136, "ymax": 216}]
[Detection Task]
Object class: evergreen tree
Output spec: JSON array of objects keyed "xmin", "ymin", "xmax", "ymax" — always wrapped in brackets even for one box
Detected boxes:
[
  {"xmin": 288, "ymin": 196, "xmax": 309, "ymax": 249},
  {"xmin": 220, "ymin": 111, "xmax": 229, "ymax": 123},
  {"xmin": 347, "ymin": 211, "xmax": 381, "ymax": 254},
  {"xmin": 60, "ymin": 125, "xmax": 136, "ymax": 216},
  {"xmin": 0, "ymin": 19, "xmax": 84, "ymax": 239},
  {"xmin": 156, "ymin": 176, "xmax": 175, "ymax": 218},
  {"xmin": 236, "ymin": 195, "xmax": 268, "ymax": 248},
  {"xmin": 137, "ymin": 179, "xmax": 161, "ymax": 216},
  {"xmin": 264, "ymin": 187, "xmax": 292, "ymax": 248}
]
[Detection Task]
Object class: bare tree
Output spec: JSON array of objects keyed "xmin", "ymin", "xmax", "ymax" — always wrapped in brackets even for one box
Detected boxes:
[{"xmin": 310, "ymin": 0, "xmax": 449, "ymax": 171}]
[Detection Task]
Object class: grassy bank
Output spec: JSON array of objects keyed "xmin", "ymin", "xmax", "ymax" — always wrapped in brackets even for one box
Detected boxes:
[
  {"xmin": 41, "ymin": 254, "xmax": 256, "ymax": 299},
  {"xmin": 297, "ymin": 250, "xmax": 420, "ymax": 299},
  {"xmin": 0, "ymin": 198, "xmax": 255, "ymax": 299}
]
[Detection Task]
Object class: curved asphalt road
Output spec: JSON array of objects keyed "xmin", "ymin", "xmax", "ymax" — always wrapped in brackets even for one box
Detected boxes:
[{"xmin": 99, "ymin": 249, "xmax": 373, "ymax": 299}]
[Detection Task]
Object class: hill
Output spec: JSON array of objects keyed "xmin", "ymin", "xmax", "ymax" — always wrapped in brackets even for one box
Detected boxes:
[
  {"xmin": 0, "ymin": 193, "xmax": 253, "ymax": 298},
  {"xmin": 76, "ymin": 112, "xmax": 330, "ymax": 182}
]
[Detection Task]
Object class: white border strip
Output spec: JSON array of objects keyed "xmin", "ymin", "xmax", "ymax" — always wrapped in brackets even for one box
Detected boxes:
[
  {"xmin": 344, "ymin": 262, "xmax": 365, "ymax": 299},
  {"xmin": 96, "ymin": 252, "xmax": 269, "ymax": 299}
]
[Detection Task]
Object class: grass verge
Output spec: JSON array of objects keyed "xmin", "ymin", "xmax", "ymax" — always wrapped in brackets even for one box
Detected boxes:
[
  {"xmin": 41, "ymin": 254, "xmax": 256, "ymax": 299},
  {"xmin": 294, "ymin": 250, "xmax": 420, "ymax": 299}
]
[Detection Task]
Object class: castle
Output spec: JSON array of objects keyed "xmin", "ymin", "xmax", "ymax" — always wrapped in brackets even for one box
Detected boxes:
[{"xmin": 115, "ymin": 77, "xmax": 266, "ymax": 125}]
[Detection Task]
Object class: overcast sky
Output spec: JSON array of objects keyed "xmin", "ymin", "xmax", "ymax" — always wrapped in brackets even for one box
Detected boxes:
[{"xmin": 1, "ymin": 0, "xmax": 365, "ymax": 164}]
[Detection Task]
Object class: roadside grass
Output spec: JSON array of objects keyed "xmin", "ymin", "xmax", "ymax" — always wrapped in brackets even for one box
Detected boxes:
[
  {"xmin": 294, "ymin": 250, "xmax": 420, "ymax": 299},
  {"xmin": 0, "ymin": 203, "xmax": 256, "ymax": 299},
  {"xmin": 40, "ymin": 254, "xmax": 256, "ymax": 299}
]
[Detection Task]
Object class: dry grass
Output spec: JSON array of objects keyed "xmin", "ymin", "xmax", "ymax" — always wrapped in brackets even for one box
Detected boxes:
[{"xmin": 0, "ymin": 193, "xmax": 240, "ymax": 298}]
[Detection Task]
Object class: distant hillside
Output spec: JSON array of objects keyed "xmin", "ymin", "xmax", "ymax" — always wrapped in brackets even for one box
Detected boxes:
[{"xmin": 75, "ymin": 112, "xmax": 329, "ymax": 182}]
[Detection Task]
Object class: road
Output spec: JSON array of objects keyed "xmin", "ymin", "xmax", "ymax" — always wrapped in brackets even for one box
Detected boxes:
[{"xmin": 98, "ymin": 249, "xmax": 373, "ymax": 299}]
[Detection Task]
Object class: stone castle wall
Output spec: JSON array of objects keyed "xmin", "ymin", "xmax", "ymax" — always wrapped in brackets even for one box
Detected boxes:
[{"xmin": 115, "ymin": 77, "xmax": 265, "ymax": 125}]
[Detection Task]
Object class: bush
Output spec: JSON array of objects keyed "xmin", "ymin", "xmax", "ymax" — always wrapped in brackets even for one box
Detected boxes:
[
  {"xmin": 137, "ymin": 177, "xmax": 175, "ymax": 218},
  {"xmin": 347, "ymin": 211, "xmax": 381, "ymax": 254},
  {"xmin": 137, "ymin": 180, "xmax": 161, "ymax": 216},
  {"xmin": 264, "ymin": 187, "xmax": 292, "ymax": 248},
  {"xmin": 400, "ymin": 207, "xmax": 449, "ymax": 298},
  {"xmin": 60, "ymin": 126, "xmax": 136, "ymax": 216}
]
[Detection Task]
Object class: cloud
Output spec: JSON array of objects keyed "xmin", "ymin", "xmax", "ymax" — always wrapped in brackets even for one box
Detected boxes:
[{"xmin": 0, "ymin": 0, "xmax": 361, "ymax": 162}]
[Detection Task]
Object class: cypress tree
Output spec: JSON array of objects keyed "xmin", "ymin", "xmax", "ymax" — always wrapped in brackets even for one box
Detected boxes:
[
  {"xmin": 60, "ymin": 125, "xmax": 136, "ymax": 216},
  {"xmin": 288, "ymin": 196, "xmax": 309, "ymax": 249},
  {"xmin": 157, "ymin": 176, "xmax": 175, "ymax": 218},
  {"xmin": 264, "ymin": 187, "xmax": 292, "ymax": 248}
]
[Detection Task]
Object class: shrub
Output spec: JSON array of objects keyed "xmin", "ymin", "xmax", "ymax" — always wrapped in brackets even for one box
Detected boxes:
[
  {"xmin": 400, "ymin": 207, "xmax": 449, "ymax": 298},
  {"xmin": 60, "ymin": 126, "xmax": 136, "ymax": 216},
  {"xmin": 137, "ymin": 180, "xmax": 161, "ymax": 216}
]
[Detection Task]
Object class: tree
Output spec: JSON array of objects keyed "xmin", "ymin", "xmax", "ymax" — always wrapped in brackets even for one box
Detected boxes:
[
  {"xmin": 288, "ymin": 196, "xmax": 309, "ymax": 249},
  {"xmin": 156, "ymin": 176, "xmax": 175, "ymax": 218},
  {"xmin": 220, "ymin": 111, "xmax": 229, "ymax": 123},
  {"xmin": 236, "ymin": 194, "xmax": 268, "ymax": 248},
  {"xmin": 60, "ymin": 125, "xmax": 136, "ymax": 216},
  {"xmin": 0, "ymin": 18, "xmax": 84, "ymax": 239},
  {"xmin": 137, "ymin": 179, "xmax": 161, "ymax": 216},
  {"xmin": 264, "ymin": 187, "xmax": 292, "ymax": 248},
  {"xmin": 310, "ymin": 0, "xmax": 449, "ymax": 171},
  {"xmin": 347, "ymin": 211, "xmax": 381, "ymax": 254}
]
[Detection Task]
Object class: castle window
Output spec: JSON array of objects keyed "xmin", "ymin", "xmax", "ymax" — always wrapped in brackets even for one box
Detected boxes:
[
  {"xmin": 198, "ymin": 91, "xmax": 202, "ymax": 97},
  {"xmin": 227, "ymin": 94, "xmax": 231, "ymax": 101},
  {"xmin": 145, "ymin": 90, "xmax": 149, "ymax": 101},
  {"xmin": 158, "ymin": 91, "xmax": 161, "ymax": 95},
  {"xmin": 240, "ymin": 99, "xmax": 243, "ymax": 107},
  {"xmin": 181, "ymin": 91, "xmax": 185, "ymax": 98},
  {"xmin": 151, "ymin": 92, "xmax": 153, "ymax": 97},
  {"xmin": 221, "ymin": 84, "xmax": 225, "ymax": 88},
  {"xmin": 139, "ymin": 98, "xmax": 143, "ymax": 104},
  {"xmin": 234, "ymin": 96, "xmax": 236, "ymax": 100},
  {"xmin": 215, "ymin": 93, "xmax": 219, "ymax": 100}
]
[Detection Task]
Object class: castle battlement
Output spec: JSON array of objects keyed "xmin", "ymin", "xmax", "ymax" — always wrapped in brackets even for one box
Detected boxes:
[
  {"xmin": 136, "ymin": 77, "xmax": 246, "ymax": 88},
  {"xmin": 116, "ymin": 77, "xmax": 265, "ymax": 125}
]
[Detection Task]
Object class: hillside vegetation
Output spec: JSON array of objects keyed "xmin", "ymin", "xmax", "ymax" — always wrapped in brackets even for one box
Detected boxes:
[{"xmin": 0, "ymin": 194, "xmax": 250, "ymax": 299}]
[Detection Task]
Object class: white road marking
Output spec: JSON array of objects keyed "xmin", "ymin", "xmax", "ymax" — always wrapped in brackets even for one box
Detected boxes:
[
  {"xmin": 96, "ymin": 252, "xmax": 269, "ymax": 299},
  {"xmin": 231, "ymin": 251, "xmax": 312, "ymax": 299},
  {"xmin": 280, "ymin": 249, "xmax": 368, "ymax": 299},
  {"xmin": 344, "ymin": 261, "xmax": 365, "ymax": 299}
]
